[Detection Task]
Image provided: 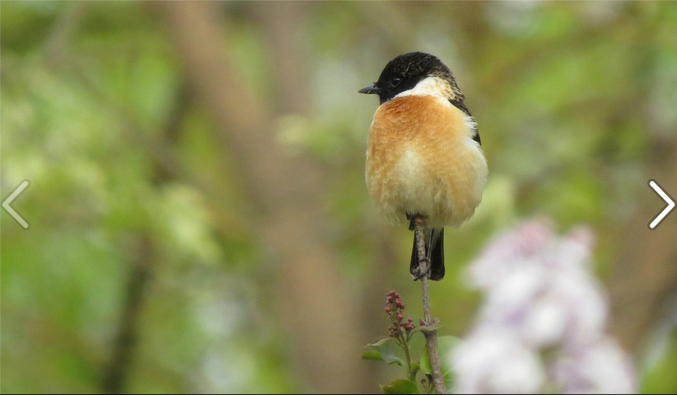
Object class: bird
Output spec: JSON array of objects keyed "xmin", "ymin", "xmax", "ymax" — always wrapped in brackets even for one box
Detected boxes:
[{"xmin": 359, "ymin": 52, "xmax": 487, "ymax": 281}]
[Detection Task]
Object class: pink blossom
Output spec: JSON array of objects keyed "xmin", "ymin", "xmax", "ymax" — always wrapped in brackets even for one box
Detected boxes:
[{"xmin": 451, "ymin": 219, "xmax": 637, "ymax": 394}]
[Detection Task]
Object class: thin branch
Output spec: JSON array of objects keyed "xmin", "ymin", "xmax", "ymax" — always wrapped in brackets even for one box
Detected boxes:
[
  {"xmin": 102, "ymin": 235, "xmax": 154, "ymax": 394},
  {"xmin": 42, "ymin": 2, "xmax": 87, "ymax": 63},
  {"xmin": 102, "ymin": 83, "xmax": 192, "ymax": 394},
  {"xmin": 414, "ymin": 218, "xmax": 447, "ymax": 394}
]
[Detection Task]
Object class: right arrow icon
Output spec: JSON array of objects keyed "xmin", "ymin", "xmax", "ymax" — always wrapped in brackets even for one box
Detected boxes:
[{"xmin": 649, "ymin": 180, "xmax": 675, "ymax": 230}]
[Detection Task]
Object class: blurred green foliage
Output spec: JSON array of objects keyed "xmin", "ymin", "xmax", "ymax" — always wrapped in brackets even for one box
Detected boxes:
[{"xmin": 2, "ymin": 1, "xmax": 677, "ymax": 393}]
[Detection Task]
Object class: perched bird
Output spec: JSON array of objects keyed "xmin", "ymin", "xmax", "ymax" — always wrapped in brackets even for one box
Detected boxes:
[{"xmin": 360, "ymin": 52, "xmax": 487, "ymax": 281}]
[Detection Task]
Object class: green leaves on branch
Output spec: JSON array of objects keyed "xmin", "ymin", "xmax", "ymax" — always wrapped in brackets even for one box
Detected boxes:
[
  {"xmin": 362, "ymin": 338, "xmax": 405, "ymax": 367},
  {"xmin": 363, "ymin": 291, "xmax": 461, "ymax": 394},
  {"xmin": 380, "ymin": 380, "xmax": 420, "ymax": 394}
]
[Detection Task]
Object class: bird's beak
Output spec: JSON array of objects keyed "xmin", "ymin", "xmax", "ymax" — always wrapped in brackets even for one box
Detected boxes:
[{"xmin": 359, "ymin": 84, "xmax": 381, "ymax": 94}]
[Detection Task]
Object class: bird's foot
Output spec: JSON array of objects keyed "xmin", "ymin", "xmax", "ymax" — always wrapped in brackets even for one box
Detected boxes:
[{"xmin": 411, "ymin": 257, "xmax": 432, "ymax": 281}]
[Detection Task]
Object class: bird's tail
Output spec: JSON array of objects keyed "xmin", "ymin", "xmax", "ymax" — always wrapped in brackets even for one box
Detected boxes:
[{"xmin": 410, "ymin": 227, "xmax": 445, "ymax": 281}]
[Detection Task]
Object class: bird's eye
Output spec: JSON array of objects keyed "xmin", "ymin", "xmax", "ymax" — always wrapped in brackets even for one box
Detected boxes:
[{"xmin": 390, "ymin": 78, "xmax": 402, "ymax": 87}]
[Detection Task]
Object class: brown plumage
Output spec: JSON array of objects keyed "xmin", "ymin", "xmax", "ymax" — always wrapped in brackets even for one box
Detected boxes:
[{"xmin": 366, "ymin": 95, "xmax": 486, "ymax": 229}]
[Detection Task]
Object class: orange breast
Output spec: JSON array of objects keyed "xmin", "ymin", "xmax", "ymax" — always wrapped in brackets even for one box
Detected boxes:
[{"xmin": 365, "ymin": 95, "xmax": 487, "ymax": 227}]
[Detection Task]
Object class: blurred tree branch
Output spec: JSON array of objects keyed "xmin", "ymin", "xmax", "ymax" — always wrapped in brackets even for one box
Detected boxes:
[
  {"xmin": 40, "ymin": 4, "xmax": 189, "ymax": 392},
  {"xmin": 102, "ymin": 235, "xmax": 154, "ymax": 394},
  {"xmin": 43, "ymin": 1, "xmax": 87, "ymax": 63},
  {"xmin": 152, "ymin": 2, "xmax": 364, "ymax": 392},
  {"xmin": 102, "ymin": 83, "xmax": 193, "ymax": 394},
  {"xmin": 250, "ymin": 2, "xmax": 311, "ymax": 116}
]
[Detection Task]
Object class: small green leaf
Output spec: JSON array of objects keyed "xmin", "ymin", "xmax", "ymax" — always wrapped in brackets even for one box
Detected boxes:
[
  {"xmin": 368, "ymin": 337, "xmax": 394, "ymax": 348},
  {"xmin": 380, "ymin": 379, "xmax": 420, "ymax": 394},
  {"xmin": 410, "ymin": 361, "xmax": 420, "ymax": 376},
  {"xmin": 362, "ymin": 349, "xmax": 385, "ymax": 361},
  {"xmin": 420, "ymin": 346, "xmax": 432, "ymax": 376},
  {"xmin": 443, "ymin": 370, "xmax": 455, "ymax": 390},
  {"xmin": 364, "ymin": 338, "xmax": 405, "ymax": 366}
]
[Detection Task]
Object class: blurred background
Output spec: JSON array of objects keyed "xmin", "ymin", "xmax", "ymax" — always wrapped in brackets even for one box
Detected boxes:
[{"xmin": 1, "ymin": 1, "xmax": 676, "ymax": 393}]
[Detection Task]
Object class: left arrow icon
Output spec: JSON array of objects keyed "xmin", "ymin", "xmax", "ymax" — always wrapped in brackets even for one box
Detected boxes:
[{"xmin": 2, "ymin": 180, "xmax": 30, "ymax": 229}]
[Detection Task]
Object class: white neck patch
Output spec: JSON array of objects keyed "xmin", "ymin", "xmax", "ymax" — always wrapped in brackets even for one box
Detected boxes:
[
  {"xmin": 394, "ymin": 76, "xmax": 478, "ymax": 140},
  {"xmin": 394, "ymin": 76, "xmax": 453, "ymax": 101}
]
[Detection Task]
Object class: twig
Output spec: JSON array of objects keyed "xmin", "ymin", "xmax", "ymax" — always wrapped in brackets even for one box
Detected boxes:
[
  {"xmin": 102, "ymin": 236, "xmax": 154, "ymax": 394},
  {"xmin": 414, "ymin": 218, "xmax": 447, "ymax": 394}
]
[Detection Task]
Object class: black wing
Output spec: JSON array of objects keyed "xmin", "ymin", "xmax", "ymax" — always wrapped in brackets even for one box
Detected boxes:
[{"xmin": 449, "ymin": 99, "xmax": 481, "ymax": 146}]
